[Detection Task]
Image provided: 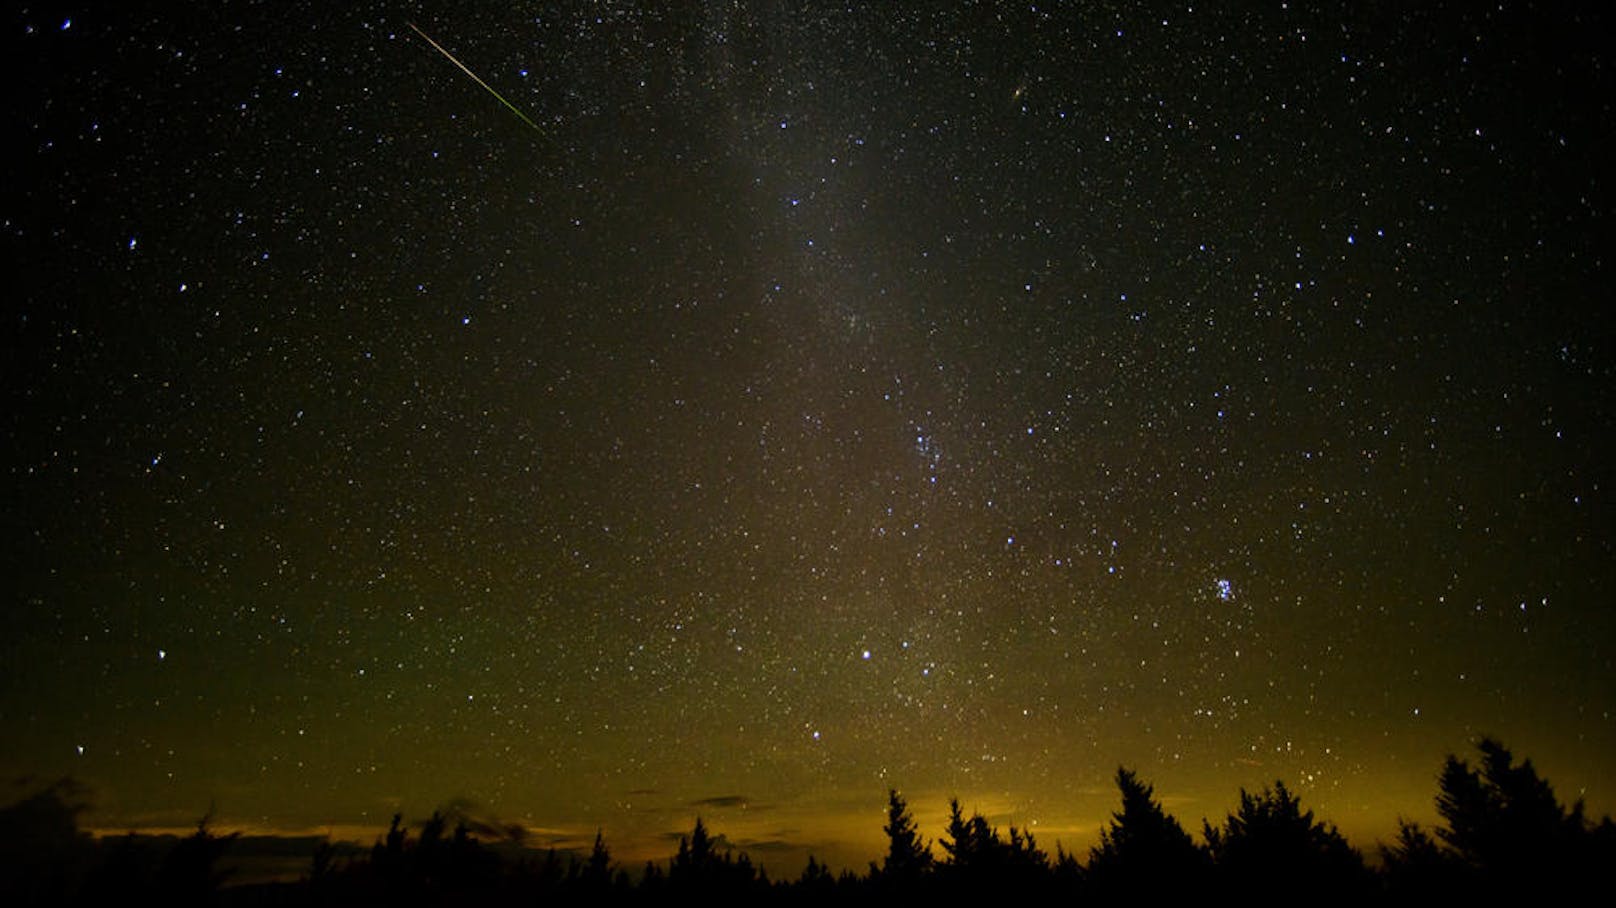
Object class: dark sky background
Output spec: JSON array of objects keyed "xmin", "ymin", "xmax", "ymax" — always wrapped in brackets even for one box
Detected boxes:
[{"xmin": 4, "ymin": 0, "xmax": 1612, "ymax": 872}]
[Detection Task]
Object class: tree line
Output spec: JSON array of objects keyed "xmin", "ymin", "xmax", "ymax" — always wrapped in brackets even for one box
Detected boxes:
[{"xmin": 2, "ymin": 737, "xmax": 1612, "ymax": 906}]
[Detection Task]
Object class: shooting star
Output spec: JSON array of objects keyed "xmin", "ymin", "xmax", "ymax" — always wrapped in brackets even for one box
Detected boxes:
[{"xmin": 408, "ymin": 22, "xmax": 545, "ymax": 136}]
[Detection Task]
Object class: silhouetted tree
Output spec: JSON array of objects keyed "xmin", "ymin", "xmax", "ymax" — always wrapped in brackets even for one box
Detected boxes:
[
  {"xmin": 668, "ymin": 816, "xmax": 763, "ymax": 897},
  {"xmin": 410, "ymin": 811, "xmax": 449, "ymax": 888},
  {"xmin": 0, "ymin": 780, "xmax": 95, "ymax": 907},
  {"xmin": 1007, "ymin": 824, "xmax": 1047, "ymax": 869},
  {"xmin": 446, "ymin": 819, "xmax": 500, "ymax": 895},
  {"xmin": 639, "ymin": 858, "xmax": 666, "ymax": 896},
  {"xmin": 154, "ymin": 813, "xmax": 238, "ymax": 908},
  {"xmin": 876, "ymin": 789, "xmax": 932, "ymax": 885},
  {"xmin": 938, "ymin": 799, "xmax": 989, "ymax": 869},
  {"xmin": 1431, "ymin": 737, "xmax": 1608, "ymax": 895},
  {"xmin": 1594, "ymin": 816, "xmax": 1616, "ymax": 855},
  {"xmin": 935, "ymin": 798, "xmax": 1051, "ymax": 895},
  {"xmin": 1086, "ymin": 767, "xmax": 1206, "ymax": 898},
  {"xmin": 1204, "ymin": 780, "xmax": 1368, "ymax": 899},
  {"xmin": 525, "ymin": 846, "xmax": 565, "ymax": 898},
  {"xmin": 81, "ymin": 831, "xmax": 159, "ymax": 907},
  {"xmin": 301, "ymin": 836, "xmax": 339, "ymax": 908},
  {"xmin": 798, "ymin": 853, "xmax": 835, "ymax": 893},
  {"xmin": 370, "ymin": 812, "xmax": 407, "ymax": 880},
  {"xmin": 308, "ymin": 836, "xmax": 337, "ymax": 882},
  {"xmin": 582, "ymin": 829, "xmax": 612, "ymax": 888},
  {"xmin": 669, "ymin": 816, "xmax": 716, "ymax": 887},
  {"xmin": 783, "ymin": 853, "xmax": 858, "ymax": 905},
  {"xmin": 1380, "ymin": 819, "xmax": 1459, "ymax": 900},
  {"xmin": 1052, "ymin": 842, "xmax": 1084, "ymax": 891}
]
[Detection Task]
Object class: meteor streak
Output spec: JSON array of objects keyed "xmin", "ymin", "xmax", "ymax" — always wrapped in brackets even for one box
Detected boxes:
[{"xmin": 408, "ymin": 22, "xmax": 545, "ymax": 136}]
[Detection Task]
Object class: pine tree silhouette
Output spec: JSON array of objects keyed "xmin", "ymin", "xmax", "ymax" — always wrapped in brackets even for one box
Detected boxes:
[
  {"xmin": 1204, "ymin": 780, "xmax": 1367, "ymax": 899},
  {"xmin": 670, "ymin": 816, "xmax": 717, "ymax": 887},
  {"xmin": 1380, "ymin": 818, "xmax": 1458, "ymax": 900},
  {"xmin": 935, "ymin": 797, "xmax": 1052, "ymax": 895},
  {"xmin": 937, "ymin": 798, "xmax": 984, "ymax": 876},
  {"xmin": 155, "ymin": 812, "xmax": 238, "ymax": 908},
  {"xmin": 1086, "ymin": 767, "xmax": 1206, "ymax": 898},
  {"xmin": 582, "ymin": 829, "xmax": 612, "ymax": 888},
  {"xmin": 1432, "ymin": 737, "xmax": 1605, "ymax": 895},
  {"xmin": 877, "ymin": 789, "xmax": 932, "ymax": 884},
  {"xmin": 799, "ymin": 853, "xmax": 835, "ymax": 891},
  {"xmin": 0, "ymin": 779, "xmax": 95, "ymax": 906},
  {"xmin": 669, "ymin": 816, "xmax": 762, "ymax": 896}
]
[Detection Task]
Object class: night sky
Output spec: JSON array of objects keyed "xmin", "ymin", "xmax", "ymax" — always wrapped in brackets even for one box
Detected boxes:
[{"xmin": 4, "ymin": 1, "xmax": 1613, "ymax": 872}]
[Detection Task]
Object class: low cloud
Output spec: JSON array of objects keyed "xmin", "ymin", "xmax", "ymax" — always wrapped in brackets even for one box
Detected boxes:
[{"xmin": 690, "ymin": 795, "xmax": 752, "ymax": 810}]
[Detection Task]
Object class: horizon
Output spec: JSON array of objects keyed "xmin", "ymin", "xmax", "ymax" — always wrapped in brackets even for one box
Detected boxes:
[{"xmin": 52, "ymin": 733, "xmax": 1616, "ymax": 878}]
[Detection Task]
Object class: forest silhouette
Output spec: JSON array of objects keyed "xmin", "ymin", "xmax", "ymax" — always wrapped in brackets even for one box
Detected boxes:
[{"xmin": 3, "ymin": 738, "xmax": 1612, "ymax": 906}]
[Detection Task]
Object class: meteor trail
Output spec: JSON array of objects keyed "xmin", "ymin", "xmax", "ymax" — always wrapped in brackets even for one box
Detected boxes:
[{"xmin": 408, "ymin": 22, "xmax": 545, "ymax": 136}]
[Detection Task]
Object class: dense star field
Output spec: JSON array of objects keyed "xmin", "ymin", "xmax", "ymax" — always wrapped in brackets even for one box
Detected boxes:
[{"xmin": 4, "ymin": 1, "xmax": 1612, "ymax": 873}]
